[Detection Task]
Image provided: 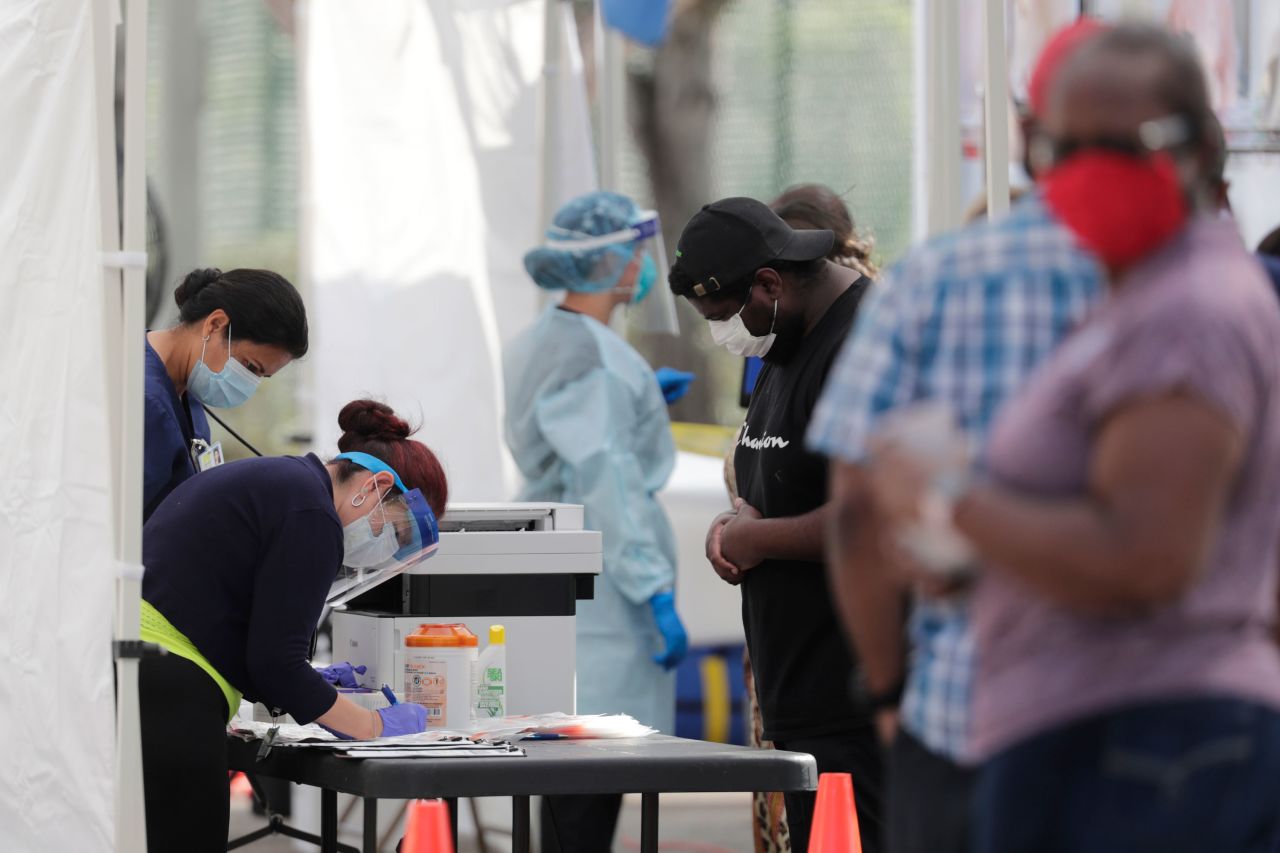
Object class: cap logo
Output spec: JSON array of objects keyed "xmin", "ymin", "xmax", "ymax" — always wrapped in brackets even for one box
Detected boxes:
[{"xmin": 692, "ymin": 276, "xmax": 723, "ymax": 298}]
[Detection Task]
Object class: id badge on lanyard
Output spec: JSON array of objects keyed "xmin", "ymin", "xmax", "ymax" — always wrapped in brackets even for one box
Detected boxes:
[{"xmin": 190, "ymin": 438, "xmax": 225, "ymax": 473}]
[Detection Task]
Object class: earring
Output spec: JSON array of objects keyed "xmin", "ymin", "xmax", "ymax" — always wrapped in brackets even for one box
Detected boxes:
[{"xmin": 352, "ymin": 493, "xmax": 367, "ymax": 508}]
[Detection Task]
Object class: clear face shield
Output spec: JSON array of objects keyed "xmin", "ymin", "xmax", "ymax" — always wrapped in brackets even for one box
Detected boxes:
[
  {"xmin": 327, "ymin": 455, "xmax": 441, "ymax": 608},
  {"xmin": 541, "ymin": 210, "xmax": 681, "ymax": 336}
]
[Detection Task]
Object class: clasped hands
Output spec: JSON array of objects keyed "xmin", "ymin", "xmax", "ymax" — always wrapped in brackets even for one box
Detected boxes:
[{"xmin": 705, "ymin": 497, "xmax": 765, "ymax": 585}]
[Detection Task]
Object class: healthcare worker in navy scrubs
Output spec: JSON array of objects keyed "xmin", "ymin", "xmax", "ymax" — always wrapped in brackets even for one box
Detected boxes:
[
  {"xmin": 143, "ymin": 267, "xmax": 308, "ymax": 519},
  {"xmin": 139, "ymin": 399, "xmax": 449, "ymax": 852}
]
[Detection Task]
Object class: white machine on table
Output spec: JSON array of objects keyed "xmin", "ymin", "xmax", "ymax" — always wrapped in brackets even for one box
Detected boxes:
[{"xmin": 331, "ymin": 503, "xmax": 602, "ymax": 716}]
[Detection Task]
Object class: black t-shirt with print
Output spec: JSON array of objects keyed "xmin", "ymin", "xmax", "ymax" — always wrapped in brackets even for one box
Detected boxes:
[{"xmin": 734, "ymin": 278, "xmax": 871, "ymax": 741}]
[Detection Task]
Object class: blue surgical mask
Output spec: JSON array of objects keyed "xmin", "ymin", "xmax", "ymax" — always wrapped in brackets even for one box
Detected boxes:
[
  {"xmin": 633, "ymin": 254, "xmax": 657, "ymax": 305},
  {"xmin": 187, "ymin": 325, "xmax": 261, "ymax": 409}
]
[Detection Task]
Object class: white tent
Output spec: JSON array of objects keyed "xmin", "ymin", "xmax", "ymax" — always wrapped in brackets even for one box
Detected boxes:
[
  {"xmin": 302, "ymin": 0, "xmax": 597, "ymax": 500},
  {"xmin": 0, "ymin": 0, "xmax": 145, "ymax": 849}
]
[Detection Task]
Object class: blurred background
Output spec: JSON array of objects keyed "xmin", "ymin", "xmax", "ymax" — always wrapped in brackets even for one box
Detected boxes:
[{"xmin": 140, "ymin": 0, "xmax": 1280, "ymax": 458}]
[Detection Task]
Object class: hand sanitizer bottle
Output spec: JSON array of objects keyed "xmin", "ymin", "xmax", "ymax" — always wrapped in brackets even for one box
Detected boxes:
[{"xmin": 473, "ymin": 625, "xmax": 507, "ymax": 719}]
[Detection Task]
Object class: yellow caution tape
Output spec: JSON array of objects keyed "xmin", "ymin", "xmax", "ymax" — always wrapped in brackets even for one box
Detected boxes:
[
  {"xmin": 671, "ymin": 422, "xmax": 739, "ymax": 459},
  {"xmin": 700, "ymin": 653, "xmax": 732, "ymax": 744}
]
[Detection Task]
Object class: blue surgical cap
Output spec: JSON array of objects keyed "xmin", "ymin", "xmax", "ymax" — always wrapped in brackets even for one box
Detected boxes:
[{"xmin": 523, "ymin": 191, "xmax": 644, "ymax": 293}]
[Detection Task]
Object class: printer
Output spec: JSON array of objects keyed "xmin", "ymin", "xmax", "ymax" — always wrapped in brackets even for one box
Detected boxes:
[{"xmin": 331, "ymin": 503, "xmax": 602, "ymax": 716}]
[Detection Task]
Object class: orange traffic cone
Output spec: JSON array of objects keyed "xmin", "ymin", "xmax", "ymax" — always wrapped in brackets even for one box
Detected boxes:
[
  {"xmin": 228, "ymin": 772, "xmax": 253, "ymax": 802},
  {"xmin": 808, "ymin": 772, "xmax": 862, "ymax": 853},
  {"xmin": 402, "ymin": 799, "xmax": 454, "ymax": 853}
]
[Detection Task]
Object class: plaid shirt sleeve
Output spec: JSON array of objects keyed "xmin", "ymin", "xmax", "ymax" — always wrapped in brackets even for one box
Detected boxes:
[{"xmin": 807, "ymin": 259, "xmax": 926, "ymax": 462}]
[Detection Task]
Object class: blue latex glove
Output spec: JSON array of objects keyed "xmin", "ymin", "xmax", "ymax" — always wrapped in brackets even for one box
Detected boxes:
[
  {"xmin": 315, "ymin": 661, "xmax": 367, "ymax": 688},
  {"xmin": 378, "ymin": 703, "xmax": 429, "ymax": 737},
  {"xmin": 655, "ymin": 367, "xmax": 695, "ymax": 405},
  {"xmin": 649, "ymin": 591, "xmax": 689, "ymax": 671}
]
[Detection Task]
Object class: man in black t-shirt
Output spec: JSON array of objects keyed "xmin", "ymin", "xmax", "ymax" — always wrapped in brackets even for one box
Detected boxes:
[{"xmin": 668, "ymin": 197, "xmax": 882, "ymax": 852}]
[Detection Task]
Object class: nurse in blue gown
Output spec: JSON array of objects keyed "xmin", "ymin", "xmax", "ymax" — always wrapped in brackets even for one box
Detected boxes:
[
  {"xmin": 143, "ymin": 267, "xmax": 308, "ymax": 519},
  {"xmin": 504, "ymin": 192, "xmax": 689, "ymax": 853}
]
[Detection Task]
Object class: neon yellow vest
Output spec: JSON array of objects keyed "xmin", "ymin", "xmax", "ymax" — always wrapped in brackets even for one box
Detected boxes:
[{"xmin": 140, "ymin": 600, "xmax": 242, "ymax": 722}]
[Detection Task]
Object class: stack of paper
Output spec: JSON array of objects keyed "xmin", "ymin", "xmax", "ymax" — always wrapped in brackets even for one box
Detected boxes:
[
  {"xmin": 228, "ymin": 720, "xmax": 524, "ymax": 759},
  {"xmin": 469, "ymin": 713, "xmax": 658, "ymax": 742},
  {"xmin": 228, "ymin": 711, "xmax": 656, "ymax": 758}
]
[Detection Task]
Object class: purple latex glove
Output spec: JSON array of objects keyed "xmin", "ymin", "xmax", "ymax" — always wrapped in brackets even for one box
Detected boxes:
[
  {"xmin": 319, "ymin": 703, "xmax": 428, "ymax": 740},
  {"xmin": 378, "ymin": 703, "xmax": 429, "ymax": 737},
  {"xmin": 315, "ymin": 661, "xmax": 367, "ymax": 688}
]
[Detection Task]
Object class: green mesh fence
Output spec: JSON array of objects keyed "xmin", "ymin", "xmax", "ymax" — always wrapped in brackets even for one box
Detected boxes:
[{"xmin": 619, "ymin": 0, "xmax": 917, "ymax": 425}]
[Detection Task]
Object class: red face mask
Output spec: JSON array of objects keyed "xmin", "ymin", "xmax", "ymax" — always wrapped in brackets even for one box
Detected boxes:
[{"xmin": 1043, "ymin": 149, "xmax": 1188, "ymax": 269}]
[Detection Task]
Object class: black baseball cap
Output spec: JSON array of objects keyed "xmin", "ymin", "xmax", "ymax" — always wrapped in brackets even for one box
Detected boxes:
[{"xmin": 669, "ymin": 197, "xmax": 835, "ymax": 298}]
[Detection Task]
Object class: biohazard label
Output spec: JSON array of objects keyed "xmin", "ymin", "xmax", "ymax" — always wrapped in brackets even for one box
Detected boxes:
[{"xmin": 404, "ymin": 657, "xmax": 449, "ymax": 727}]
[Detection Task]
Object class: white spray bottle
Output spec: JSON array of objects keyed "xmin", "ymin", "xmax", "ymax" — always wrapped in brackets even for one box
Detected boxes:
[{"xmin": 473, "ymin": 625, "xmax": 507, "ymax": 718}]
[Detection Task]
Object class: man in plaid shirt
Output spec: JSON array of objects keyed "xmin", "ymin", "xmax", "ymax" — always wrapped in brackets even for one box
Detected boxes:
[
  {"xmin": 805, "ymin": 22, "xmax": 1106, "ymax": 852},
  {"xmin": 809, "ymin": 196, "xmax": 1099, "ymax": 852}
]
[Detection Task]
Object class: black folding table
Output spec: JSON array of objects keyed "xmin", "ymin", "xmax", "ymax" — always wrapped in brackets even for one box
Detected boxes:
[{"xmin": 227, "ymin": 733, "xmax": 817, "ymax": 853}]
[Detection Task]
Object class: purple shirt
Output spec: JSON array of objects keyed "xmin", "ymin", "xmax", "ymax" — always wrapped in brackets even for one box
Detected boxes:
[{"xmin": 973, "ymin": 217, "xmax": 1280, "ymax": 759}]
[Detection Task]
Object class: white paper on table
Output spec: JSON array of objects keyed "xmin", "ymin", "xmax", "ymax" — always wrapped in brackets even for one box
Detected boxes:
[
  {"xmin": 229, "ymin": 720, "xmax": 477, "ymax": 747},
  {"xmin": 339, "ymin": 748, "xmax": 526, "ymax": 759},
  {"xmin": 307, "ymin": 740, "xmax": 510, "ymax": 752}
]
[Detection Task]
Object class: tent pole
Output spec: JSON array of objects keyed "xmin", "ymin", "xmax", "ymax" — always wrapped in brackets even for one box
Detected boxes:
[
  {"xmin": 104, "ymin": 0, "xmax": 149, "ymax": 849},
  {"xmin": 537, "ymin": 0, "xmax": 565, "ymax": 236},
  {"xmin": 915, "ymin": 0, "xmax": 963, "ymax": 238},
  {"xmin": 593, "ymin": 1, "xmax": 625, "ymax": 191},
  {"xmin": 982, "ymin": 0, "xmax": 1010, "ymax": 219}
]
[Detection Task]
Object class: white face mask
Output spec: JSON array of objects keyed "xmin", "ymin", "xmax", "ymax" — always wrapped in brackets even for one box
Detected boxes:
[
  {"xmin": 342, "ymin": 483, "xmax": 399, "ymax": 568},
  {"xmin": 707, "ymin": 290, "xmax": 777, "ymax": 358}
]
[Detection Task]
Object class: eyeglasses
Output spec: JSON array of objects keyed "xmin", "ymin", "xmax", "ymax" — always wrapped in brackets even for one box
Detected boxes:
[{"xmin": 1031, "ymin": 114, "xmax": 1192, "ymax": 173}]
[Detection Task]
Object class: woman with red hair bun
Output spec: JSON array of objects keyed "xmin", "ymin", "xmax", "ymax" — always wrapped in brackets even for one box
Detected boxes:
[{"xmin": 136, "ymin": 399, "xmax": 447, "ymax": 852}]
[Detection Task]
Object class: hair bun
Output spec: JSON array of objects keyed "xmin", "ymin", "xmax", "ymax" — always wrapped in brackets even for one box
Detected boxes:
[
  {"xmin": 840, "ymin": 237, "xmax": 863, "ymax": 260},
  {"xmin": 337, "ymin": 399, "xmax": 413, "ymax": 447},
  {"xmin": 173, "ymin": 268, "xmax": 223, "ymax": 309}
]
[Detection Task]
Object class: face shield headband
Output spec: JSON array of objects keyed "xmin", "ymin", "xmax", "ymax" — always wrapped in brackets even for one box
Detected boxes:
[
  {"xmin": 327, "ymin": 451, "xmax": 441, "ymax": 607},
  {"xmin": 542, "ymin": 211, "xmax": 681, "ymax": 335}
]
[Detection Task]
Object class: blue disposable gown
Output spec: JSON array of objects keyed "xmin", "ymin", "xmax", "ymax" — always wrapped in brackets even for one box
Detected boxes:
[
  {"xmin": 503, "ymin": 307, "xmax": 678, "ymax": 733},
  {"xmin": 143, "ymin": 337, "xmax": 210, "ymax": 520}
]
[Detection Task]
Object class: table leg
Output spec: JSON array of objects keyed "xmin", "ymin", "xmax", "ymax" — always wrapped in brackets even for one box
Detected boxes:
[
  {"xmin": 362, "ymin": 798, "xmax": 378, "ymax": 853},
  {"xmin": 640, "ymin": 792, "xmax": 659, "ymax": 853},
  {"xmin": 511, "ymin": 795, "xmax": 531, "ymax": 853},
  {"xmin": 321, "ymin": 788, "xmax": 338, "ymax": 853}
]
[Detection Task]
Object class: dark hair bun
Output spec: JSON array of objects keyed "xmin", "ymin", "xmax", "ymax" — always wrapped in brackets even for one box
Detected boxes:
[
  {"xmin": 337, "ymin": 399, "xmax": 413, "ymax": 448},
  {"xmin": 173, "ymin": 268, "xmax": 223, "ymax": 309}
]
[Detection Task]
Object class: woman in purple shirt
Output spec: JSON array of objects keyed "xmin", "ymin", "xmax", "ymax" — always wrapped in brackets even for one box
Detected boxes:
[{"xmin": 869, "ymin": 25, "xmax": 1280, "ymax": 853}]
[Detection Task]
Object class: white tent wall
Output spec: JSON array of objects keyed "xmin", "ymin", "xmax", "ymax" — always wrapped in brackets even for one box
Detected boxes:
[
  {"xmin": 0, "ymin": 1, "xmax": 118, "ymax": 849},
  {"xmin": 302, "ymin": 0, "xmax": 596, "ymax": 499}
]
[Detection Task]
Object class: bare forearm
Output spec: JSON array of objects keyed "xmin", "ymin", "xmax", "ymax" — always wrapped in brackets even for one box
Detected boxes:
[
  {"xmin": 955, "ymin": 485, "xmax": 1180, "ymax": 613},
  {"xmin": 827, "ymin": 471, "xmax": 907, "ymax": 692},
  {"xmin": 951, "ymin": 395, "xmax": 1238, "ymax": 615},
  {"xmin": 746, "ymin": 505, "xmax": 830, "ymax": 563},
  {"xmin": 1274, "ymin": 548, "xmax": 1280, "ymax": 646},
  {"xmin": 314, "ymin": 695, "xmax": 383, "ymax": 740}
]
